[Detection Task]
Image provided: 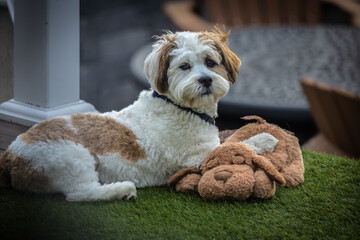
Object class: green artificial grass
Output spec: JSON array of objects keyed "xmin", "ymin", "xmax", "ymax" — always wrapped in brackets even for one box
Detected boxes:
[{"xmin": 0, "ymin": 150, "xmax": 359, "ymax": 240}]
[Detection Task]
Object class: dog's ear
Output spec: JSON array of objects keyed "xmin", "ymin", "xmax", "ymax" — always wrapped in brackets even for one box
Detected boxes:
[
  {"xmin": 201, "ymin": 26, "xmax": 241, "ymax": 84},
  {"xmin": 144, "ymin": 32, "xmax": 177, "ymax": 94},
  {"xmin": 220, "ymin": 42, "xmax": 241, "ymax": 84}
]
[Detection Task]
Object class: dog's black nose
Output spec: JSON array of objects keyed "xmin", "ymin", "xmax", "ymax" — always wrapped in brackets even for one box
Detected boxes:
[{"xmin": 198, "ymin": 77, "xmax": 212, "ymax": 88}]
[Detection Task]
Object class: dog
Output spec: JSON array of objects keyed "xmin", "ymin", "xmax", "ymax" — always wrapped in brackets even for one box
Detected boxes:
[{"xmin": 0, "ymin": 28, "xmax": 241, "ymax": 201}]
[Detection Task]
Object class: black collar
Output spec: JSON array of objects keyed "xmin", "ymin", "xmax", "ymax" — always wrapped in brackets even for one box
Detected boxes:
[{"xmin": 152, "ymin": 91, "xmax": 216, "ymax": 125}]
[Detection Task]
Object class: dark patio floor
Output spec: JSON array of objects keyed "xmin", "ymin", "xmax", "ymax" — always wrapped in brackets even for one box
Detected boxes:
[{"xmin": 80, "ymin": 0, "xmax": 175, "ymax": 112}]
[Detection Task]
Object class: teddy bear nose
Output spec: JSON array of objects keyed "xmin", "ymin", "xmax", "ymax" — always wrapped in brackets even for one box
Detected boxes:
[{"xmin": 214, "ymin": 170, "xmax": 233, "ymax": 183}]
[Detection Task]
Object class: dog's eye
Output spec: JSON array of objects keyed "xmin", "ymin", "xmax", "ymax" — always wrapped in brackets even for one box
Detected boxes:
[
  {"xmin": 179, "ymin": 63, "xmax": 191, "ymax": 71},
  {"xmin": 206, "ymin": 59, "xmax": 216, "ymax": 68}
]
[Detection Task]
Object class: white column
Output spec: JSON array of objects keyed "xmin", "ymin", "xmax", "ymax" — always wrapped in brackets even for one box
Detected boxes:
[{"xmin": 0, "ymin": 0, "xmax": 96, "ymax": 127}]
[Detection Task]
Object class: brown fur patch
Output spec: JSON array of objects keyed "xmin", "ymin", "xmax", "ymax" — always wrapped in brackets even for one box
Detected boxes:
[
  {"xmin": 71, "ymin": 114, "xmax": 146, "ymax": 162},
  {"xmin": 19, "ymin": 114, "xmax": 146, "ymax": 162},
  {"xmin": 0, "ymin": 150, "xmax": 12, "ymax": 187},
  {"xmin": 21, "ymin": 118, "xmax": 78, "ymax": 144},
  {"xmin": 154, "ymin": 34, "xmax": 178, "ymax": 94},
  {"xmin": 211, "ymin": 64, "xmax": 228, "ymax": 81},
  {"xmin": 198, "ymin": 27, "xmax": 241, "ymax": 84},
  {"xmin": 0, "ymin": 150, "xmax": 50, "ymax": 193}
]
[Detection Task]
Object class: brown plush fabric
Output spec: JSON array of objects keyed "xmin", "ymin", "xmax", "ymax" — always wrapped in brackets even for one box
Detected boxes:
[
  {"xmin": 168, "ymin": 115, "xmax": 304, "ymax": 200},
  {"xmin": 252, "ymin": 170, "xmax": 276, "ymax": 199},
  {"xmin": 200, "ymin": 142, "xmax": 254, "ymax": 173},
  {"xmin": 168, "ymin": 168, "xmax": 201, "ymax": 189},
  {"xmin": 226, "ymin": 118, "xmax": 304, "ymax": 187},
  {"xmin": 198, "ymin": 165, "xmax": 255, "ymax": 200},
  {"xmin": 200, "ymin": 142, "xmax": 285, "ymax": 185},
  {"xmin": 175, "ymin": 174, "xmax": 202, "ymax": 193},
  {"xmin": 251, "ymin": 154, "xmax": 285, "ymax": 185}
]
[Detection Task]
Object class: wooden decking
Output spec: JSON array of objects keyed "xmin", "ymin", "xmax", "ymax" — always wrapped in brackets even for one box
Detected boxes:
[{"xmin": 0, "ymin": 120, "xmax": 29, "ymax": 155}]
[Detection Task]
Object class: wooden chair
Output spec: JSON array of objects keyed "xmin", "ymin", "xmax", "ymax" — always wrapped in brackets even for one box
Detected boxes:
[
  {"xmin": 301, "ymin": 78, "xmax": 360, "ymax": 159},
  {"xmin": 164, "ymin": 0, "xmax": 360, "ymax": 31}
]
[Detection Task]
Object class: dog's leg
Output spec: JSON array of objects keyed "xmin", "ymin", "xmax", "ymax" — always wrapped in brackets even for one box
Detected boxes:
[
  {"xmin": 41, "ymin": 142, "xmax": 137, "ymax": 202},
  {"xmin": 8, "ymin": 139, "xmax": 136, "ymax": 201},
  {"xmin": 50, "ymin": 161, "xmax": 137, "ymax": 201},
  {"xmin": 64, "ymin": 181, "xmax": 136, "ymax": 202}
]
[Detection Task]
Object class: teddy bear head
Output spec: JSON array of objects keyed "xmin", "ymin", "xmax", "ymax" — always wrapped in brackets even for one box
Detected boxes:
[
  {"xmin": 197, "ymin": 141, "xmax": 286, "ymax": 200},
  {"xmin": 168, "ymin": 115, "xmax": 304, "ymax": 200}
]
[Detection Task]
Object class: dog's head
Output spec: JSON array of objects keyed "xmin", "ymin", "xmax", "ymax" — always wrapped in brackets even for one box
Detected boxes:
[{"xmin": 144, "ymin": 27, "xmax": 241, "ymax": 113}]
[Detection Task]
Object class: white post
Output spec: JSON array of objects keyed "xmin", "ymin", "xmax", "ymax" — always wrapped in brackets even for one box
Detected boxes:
[{"xmin": 0, "ymin": 0, "xmax": 96, "ymax": 127}]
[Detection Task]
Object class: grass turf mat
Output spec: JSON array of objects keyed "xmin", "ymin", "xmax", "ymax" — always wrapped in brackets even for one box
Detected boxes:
[{"xmin": 0, "ymin": 150, "xmax": 359, "ymax": 240}]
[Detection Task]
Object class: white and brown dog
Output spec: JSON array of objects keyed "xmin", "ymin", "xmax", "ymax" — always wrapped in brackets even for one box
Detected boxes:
[{"xmin": 0, "ymin": 28, "xmax": 241, "ymax": 201}]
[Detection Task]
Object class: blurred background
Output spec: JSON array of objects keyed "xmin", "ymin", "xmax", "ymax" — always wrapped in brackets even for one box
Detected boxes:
[
  {"xmin": 79, "ymin": 0, "xmax": 360, "ymax": 148},
  {"xmin": 80, "ymin": 0, "xmax": 173, "ymax": 112}
]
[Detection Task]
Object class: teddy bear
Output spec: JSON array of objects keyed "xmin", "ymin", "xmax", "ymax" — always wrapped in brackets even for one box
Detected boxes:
[{"xmin": 168, "ymin": 116, "xmax": 304, "ymax": 200}]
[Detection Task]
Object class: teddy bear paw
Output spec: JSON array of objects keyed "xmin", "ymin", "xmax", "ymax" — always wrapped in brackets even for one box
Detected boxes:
[{"xmin": 252, "ymin": 170, "xmax": 276, "ymax": 199}]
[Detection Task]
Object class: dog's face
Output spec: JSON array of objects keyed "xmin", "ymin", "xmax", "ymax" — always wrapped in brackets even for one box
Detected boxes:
[{"xmin": 144, "ymin": 28, "xmax": 241, "ymax": 111}]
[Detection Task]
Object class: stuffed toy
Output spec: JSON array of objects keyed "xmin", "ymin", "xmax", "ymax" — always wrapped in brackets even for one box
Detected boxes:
[{"xmin": 168, "ymin": 116, "xmax": 304, "ymax": 200}]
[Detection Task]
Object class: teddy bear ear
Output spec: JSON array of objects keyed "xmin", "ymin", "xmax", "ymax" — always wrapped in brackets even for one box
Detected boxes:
[{"xmin": 252, "ymin": 155, "xmax": 286, "ymax": 185}]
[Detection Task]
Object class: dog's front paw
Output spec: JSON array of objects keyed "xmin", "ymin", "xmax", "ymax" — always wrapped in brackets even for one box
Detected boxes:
[{"xmin": 117, "ymin": 181, "xmax": 137, "ymax": 200}]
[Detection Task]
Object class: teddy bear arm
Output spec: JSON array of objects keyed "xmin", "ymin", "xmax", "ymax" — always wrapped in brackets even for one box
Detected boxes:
[
  {"xmin": 281, "ymin": 157, "xmax": 304, "ymax": 187},
  {"xmin": 175, "ymin": 173, "xmax": 202, "ymax": 193},
  {"xmin": 252, "ymin": 170, "xmax": 276, "ymax": 199},
  {"xmin": 167, "ymin": 168, "xmax": 201, "ymax": 189}
]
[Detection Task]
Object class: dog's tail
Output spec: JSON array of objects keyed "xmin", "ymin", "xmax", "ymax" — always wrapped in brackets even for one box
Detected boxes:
[{"xmin": 0, "ymin": 150, "xmax": 12, "ymax": 188}]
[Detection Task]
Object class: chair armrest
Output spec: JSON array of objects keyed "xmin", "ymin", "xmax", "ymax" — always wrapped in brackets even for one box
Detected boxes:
[
  {"xmin": 322, "ymin": 0, "xmax": 360, "ymax": 27},
  {"xmin": 163, "ymin": 1, "xmax": 214, "ymax": 31}
]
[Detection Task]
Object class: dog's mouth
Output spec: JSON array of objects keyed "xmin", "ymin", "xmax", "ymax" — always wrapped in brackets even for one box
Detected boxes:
[{"xmin": 201, "ymin": 89, "xmax": 212, "ymax": 96}]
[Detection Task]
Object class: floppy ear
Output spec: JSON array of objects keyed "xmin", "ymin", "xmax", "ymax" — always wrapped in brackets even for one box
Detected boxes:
[
  {"xmin": 252, "ymin": 155, "xmax": 286, "ymax": 185},
  {"xmin": 144, "ymin": 33, "xmax": 177, "ymax": 94},
  {"xmin": 210, "ymin": 27, "xmax": 241, "ymax": 84}
]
